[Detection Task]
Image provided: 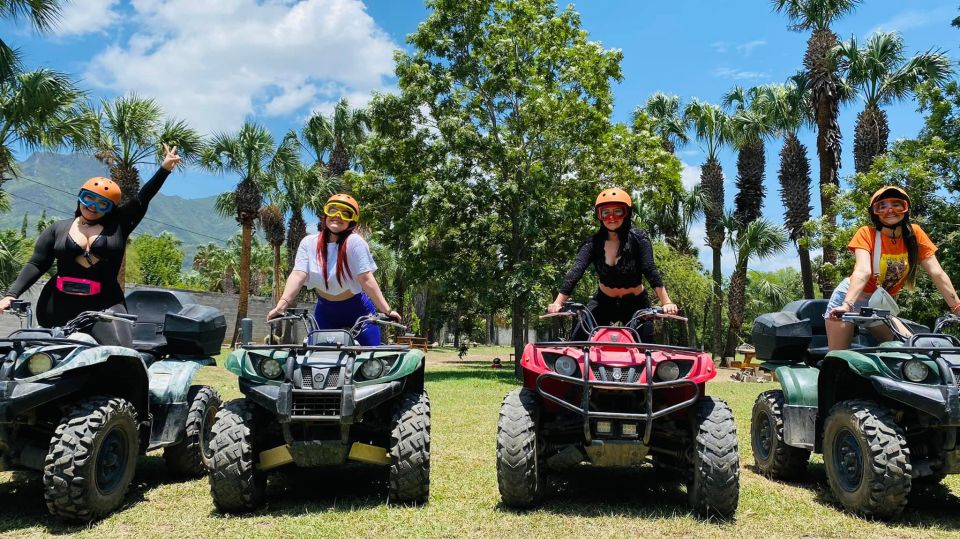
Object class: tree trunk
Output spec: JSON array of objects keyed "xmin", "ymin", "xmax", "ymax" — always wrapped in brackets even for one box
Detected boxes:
[
  {"xmin": 232, "ymin": 221, "xmax": 253, "ymax": 347},
  {"xmin": 395, "ymin": 269, "xmax": 406, "ymax": 327},
  {"xmin": 701, "ymin": 293, "xmax": 712, "ymax": 351},
  {"xmin": 724, "ymin": 266, "xmax": 747, "ymax": 360},
  {"xmin": 799, "ymin": 243, "xmax": 815, "ymax": 299},
  {"xmin": 711, "ymin": 247, "xmax": 724, "ymax": 363},
  {"xmin": 272, "ymin": 244, "xmax": 282, "ymax": 303},
  {"xmin": 512, "ymin": 299, "xmax": 525, "ymax": 380}
]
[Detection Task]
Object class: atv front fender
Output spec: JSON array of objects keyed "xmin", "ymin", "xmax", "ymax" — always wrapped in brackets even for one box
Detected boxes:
[
  {"xmin": 822, "ymin": 349, "xmax": 896, "ymax": 378},
  {"xmin": 869, "ymin": 376, "xmax": 960, "ymax": 425}
]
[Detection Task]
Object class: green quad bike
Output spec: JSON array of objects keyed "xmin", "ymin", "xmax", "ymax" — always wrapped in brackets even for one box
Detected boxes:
[
  {"xmin": 750, "ymin": 299, "xmax": 960, "ymax": 518},
  {"xmin": 208, "ymin": 309, "xmax": 430, "ymax": 513},
  {"xmin": 0, "ymin": 290, "xmax": 226, "ymax": 521}
]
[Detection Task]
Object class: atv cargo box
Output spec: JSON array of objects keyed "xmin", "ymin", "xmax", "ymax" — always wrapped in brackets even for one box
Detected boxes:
[
  {"xmin": 752, "ymin": 311, "xmax": 811, "ymax": 362},
  {"xmin": 163, "ymin": 304, "xmax": 226, "ymax": 356}
]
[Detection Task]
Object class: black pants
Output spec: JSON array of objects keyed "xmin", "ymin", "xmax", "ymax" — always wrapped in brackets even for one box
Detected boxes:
[{"xmin": 572, "ymin": 289, "xmax": 652, "ymax": 342}]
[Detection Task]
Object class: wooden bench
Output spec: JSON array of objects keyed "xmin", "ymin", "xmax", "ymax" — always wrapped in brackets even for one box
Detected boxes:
[{"xmin": 395, "ymin": 335, "xmax": 429, "ymax": 352}]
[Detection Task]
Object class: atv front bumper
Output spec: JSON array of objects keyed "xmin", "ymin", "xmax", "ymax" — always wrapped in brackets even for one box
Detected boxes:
[
  {"xmin": 870, "ymin": 376, "xmax": 960, "ymax": 426},
  {"xmin": 534, "ymin": 344, "xmax": 700, "ymax": 444},
  {"xmin": 0, "ymin": 378, "xmax": 85, "ymax": 423},
  {"xmin": 240, "ymin": 378, "xmax": 403, "ymax": 424}
]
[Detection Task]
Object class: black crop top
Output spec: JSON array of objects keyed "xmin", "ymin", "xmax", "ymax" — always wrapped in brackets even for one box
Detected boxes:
[
  {"xmin": 559, "ymin": 227, "xmax": 664, "ymax": 295},
  {"xmin": 6, "ymin": 168, "xmax": 171, "ymax": 298}
]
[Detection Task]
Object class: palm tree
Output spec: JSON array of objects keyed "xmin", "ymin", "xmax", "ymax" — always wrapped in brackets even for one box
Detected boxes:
[
  {"xmin": 724, "ymin": 218, "xmax": 788, "ymax": 358},
  {"xmin": 0, "ymin": 0, "xmax": 64, "ymax": 81},
  {"xmin": 763, "ymin": 76, "xmax": 816, "ymax": 298},
  {"xmin": 302, "ymin": 98, "xmax": 370, "ymax": 179},
  {"xmin": 259, "ymin": 204, "xmax": 285, "ymax": 303},
  {"xmin": 835, "ymin": 31, "xmax": 953, "ymax": 174},
  {"xmin": 639, "ymin": 183, "xmax": 705, "ymax": 257},
  {"xmin": 636, "ymin": 93, "xmax": 688, "ymax": 154},
  {"xmin": 773, "ymin": 0, "xmax": 860, "ymax": 294},
  {"xmin": 0, "ymin": 68, "xmax": 89, "ymax": 192},
  {"xmin": 201, "ymin": 122, "xmax": 299, "ymax": 345},
  {"xmin": 684, "ymin": 99, "xmax": 729, "ymax": 358},
  {"xmin": 723, "ymin": 85, "xmax": 773, "ymax": 226}
]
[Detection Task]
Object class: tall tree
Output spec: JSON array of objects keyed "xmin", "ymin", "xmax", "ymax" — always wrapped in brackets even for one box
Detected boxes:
[
  {"xmin": 773, "ymin": 0, "xmax": 860, "ymax": 294},
  {"xmin": 835, "ymin": 31, "xmax": 953, "ymax": 174},
  {"xmin": 0, "ymin": 0, "xmax": 65, "ymax": 81},
  {"xmin": 301, "ymin": 97, "xmax": 370, "ymax": 179},
  {"xmin": 201, "ymin": 122, "xmax": 299, "ymax": 345},
  {"xmin": 636, "ymin": 93, "xmax": 688, "ymax": 154},
  {"xmin": 722, "ymin": 85, "xmax": 772, "ymax": 226},
  {"xmin": 684, "ymin": 99, "xmax": 729, "ymax": 358},
  {"xmin": 763, "ymin": 77, "xmax": 816, "ymax": 298}
]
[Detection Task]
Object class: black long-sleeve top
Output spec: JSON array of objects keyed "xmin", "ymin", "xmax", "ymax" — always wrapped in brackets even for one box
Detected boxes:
[
  {"xmin": 559, "ymin": 227, "xmax": 664, "ymax": 296},
  {"xmin": 6, "ymin": 168, "xmax": 171, "ymax": 298}
]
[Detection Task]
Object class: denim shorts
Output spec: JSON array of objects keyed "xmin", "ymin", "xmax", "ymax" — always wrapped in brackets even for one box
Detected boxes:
[{"xmin": 823, "ymin": 277, "xmax": 871, "ymax": 319}]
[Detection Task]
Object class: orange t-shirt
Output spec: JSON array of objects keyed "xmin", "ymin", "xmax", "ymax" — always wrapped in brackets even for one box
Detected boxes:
[{"xmin": 847, "ymin": 224, "xmax": 937, "ymax": 296}]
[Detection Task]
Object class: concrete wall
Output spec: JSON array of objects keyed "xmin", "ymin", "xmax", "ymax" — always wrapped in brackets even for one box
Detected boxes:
[{"xmin": 0, "ymin": 281, "xmax": 311, "ymax": 345}]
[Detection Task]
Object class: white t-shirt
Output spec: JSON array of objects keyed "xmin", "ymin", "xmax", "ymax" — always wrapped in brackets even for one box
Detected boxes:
[{"xmin": 293, "ymin": 233, "xmax": 378, "ymax": 295}]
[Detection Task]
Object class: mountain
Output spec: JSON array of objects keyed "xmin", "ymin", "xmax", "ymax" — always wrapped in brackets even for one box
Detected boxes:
[{"xmin": 0, "ymin": 152, "xmax": 241, "ymax": 264}]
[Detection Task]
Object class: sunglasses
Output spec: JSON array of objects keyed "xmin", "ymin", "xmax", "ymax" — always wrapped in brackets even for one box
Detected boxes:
[
  {"xmin": 872, "ymin": 199, "xmax": 908, "ymax": 215},
  {"xmin": 78, "ymin": 189, "xmax": 114, "ymax": 213},
  {"xmin": 597, "ymin": 205, "xmax": 627, "ymax": 221},
  {"xmin": 323, "ymin": 202, "xmax": 358, "ymax": 222}
]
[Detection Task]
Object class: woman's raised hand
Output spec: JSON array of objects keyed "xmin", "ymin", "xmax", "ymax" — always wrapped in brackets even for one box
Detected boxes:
[{"xmin": 161, "ymin": 143, "xmax": 182, "ymax": 171}]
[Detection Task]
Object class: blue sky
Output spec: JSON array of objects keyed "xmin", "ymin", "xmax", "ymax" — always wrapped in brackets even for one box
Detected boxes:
[{"xmin": 2, "ymin": 0, "xmax": 958, "ymax": 273}]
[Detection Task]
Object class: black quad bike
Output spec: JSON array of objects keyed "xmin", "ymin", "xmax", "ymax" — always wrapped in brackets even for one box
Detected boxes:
[
  {"xmin": 751, "ymin": 299, "xmax": 960, "ymax": 518},
  {"xmin": 208, "ymin": 309, "xmax": 429, "ymax": 513},
  {"xmin": 0, "ymin": 289, "xmax": 226, "ymax": 521}
]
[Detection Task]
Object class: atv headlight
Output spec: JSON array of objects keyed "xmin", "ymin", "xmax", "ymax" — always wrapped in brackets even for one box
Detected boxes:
[
  {"xmin": 26, "ymin": 352, "xmax": 54, "ymax": 375},
  {"xmin": 259, "ymin": 358, "xmax": 283, "ymax": 379},
  {"xmin": 902, "ymin": 359, "xmax": 929, "ymax": 382},
  {"xmin": 554, "ymin": 355, "xmax": 578, "ymax": 377},
  {"xmin": 360, "ymin": 358, "xmax": 385, "ymax": 379},
  {"xmin": 656, "ymin": 361, "xmax": 680, "ymax": 381}
]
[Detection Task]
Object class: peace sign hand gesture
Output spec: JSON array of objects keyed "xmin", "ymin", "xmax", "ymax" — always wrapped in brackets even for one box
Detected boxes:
[{"xmin": 161, "ymin": 143, "xmax": 182, "ymax": 171}]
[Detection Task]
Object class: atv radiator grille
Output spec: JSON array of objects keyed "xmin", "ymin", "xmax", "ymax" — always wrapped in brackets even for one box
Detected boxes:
[
  {"xmin": 325, "ymin": 368, "xmax": 340, "ymax": 388},
  {"xmin": 301, "ymin": 367, "xmax": 313, "ymax": 389},
  {"xmin": 953, "ymin": 368, "xmax": 960, "ymax": 388},
  {"xmin": 591, "ymin": 365, "xmax": 640, "ymax": 384},
  {"xmin": 291, "ymin": 392, "xmax": 341, "ymax": 417}
]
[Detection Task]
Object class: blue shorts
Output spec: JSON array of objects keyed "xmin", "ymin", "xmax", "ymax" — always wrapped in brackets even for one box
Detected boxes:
[
  {"xmin": 823, "ymin": 277, "xmax": 871, "ymax": 319},
  {"xmin": 314, "ymin": 293, "xmax": 381, "ymax": 346}
]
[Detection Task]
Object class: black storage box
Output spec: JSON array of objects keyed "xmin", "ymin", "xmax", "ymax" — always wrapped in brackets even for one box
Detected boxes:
[
  {"xmin": 163, "ymin": 304, "xmax": 227, "ymax": 356},
  {"xmin": 751, "ymin": 311, "xmax": 811, "ymax": 362}
]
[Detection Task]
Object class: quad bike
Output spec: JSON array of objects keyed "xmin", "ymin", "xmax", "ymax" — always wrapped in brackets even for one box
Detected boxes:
[
  {"xmin": 0, "ymin": 290, "xmax": 226, "ymax": 521},
  {"xmin": 751, "ymin": 299, "xmax": 960, "ymax": 518},
  {"xmin": 496, "ymin": 303, "xmax": 739, "ymax": 519},
  {"xmin": 208, "ymin": 309, "xmax": 429, "ymax": 513}
]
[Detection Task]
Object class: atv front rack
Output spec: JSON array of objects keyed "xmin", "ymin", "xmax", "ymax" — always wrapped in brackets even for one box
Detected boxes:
[
  {"xmin": 532, "ymin": 341, "xmax": 700, "ymax": 445},
  {"xmin": 240, "ymin": 344, "xmax": 411, "ymax": 353}
]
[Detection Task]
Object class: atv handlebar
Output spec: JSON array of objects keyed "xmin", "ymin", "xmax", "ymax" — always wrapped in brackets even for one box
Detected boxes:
[{"xmin": 350, "ymin": 313, "xmax": 407, "ymax": 334}]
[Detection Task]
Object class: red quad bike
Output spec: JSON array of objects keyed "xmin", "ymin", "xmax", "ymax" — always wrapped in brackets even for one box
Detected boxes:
[{"xmin": 496, "ymin": 303, "xmax": 739, "ymax": 519}]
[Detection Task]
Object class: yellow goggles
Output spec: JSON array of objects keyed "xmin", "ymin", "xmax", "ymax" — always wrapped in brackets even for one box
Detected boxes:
[{"xmin": 323, "ymin": 202, "xmax": 358, "ymax": 222}]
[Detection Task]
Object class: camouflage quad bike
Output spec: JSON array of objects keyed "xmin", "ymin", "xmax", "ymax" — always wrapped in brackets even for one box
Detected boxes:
[
  {"xmin": 208, "ymin": 309, "xmax": 429, "ymax": 513},
  {"xmin": 0, "ymin": 290, "xmax": 226, "ymax": 521},
  {"xmin": 751, "ymin": 299, "xmax": 960, "ymax": 518}
]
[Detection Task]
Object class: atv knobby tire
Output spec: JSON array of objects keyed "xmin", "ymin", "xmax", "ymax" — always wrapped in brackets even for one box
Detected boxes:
[
  {"xmin": 751, "ymin": 390, "xmax": 810, "ymax": 480},
  {"xmin": 43, "ymin": 396, "xmax": 140, "ymax": 521},
  {"xmin": 208, "ymin": 399, "xmax": 265, "ymax": 513},
  {"xmin": 823, "ymin": 400, "xmax": 911, "ymax": 518},
  {"xmin": 164, "ymin": 385, "xmax": 222, "ymax": 477},
  {"xmin": 388, "ymin": 390, "xmax": 431, "ymax": 504},
  {"xmin": 496, "ymin": 387, "xmax": 545, "ymax": 508},
  {"xmin": 689, "ymin": 396, "xmax": 740, "ymax": 519}
]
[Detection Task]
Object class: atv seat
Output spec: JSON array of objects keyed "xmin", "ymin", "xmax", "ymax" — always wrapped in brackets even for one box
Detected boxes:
[{"xmin": 125, "ymin": 289, "xmax": 198, "ymax": 353}]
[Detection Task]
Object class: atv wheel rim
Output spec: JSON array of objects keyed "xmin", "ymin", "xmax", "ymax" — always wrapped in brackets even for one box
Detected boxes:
[
  {"xmin": 96, "ymin": 427, "xmax": 130, "ymax": 494},
  {"xmin": 201, "ymin": 405, "xmax": 217, "ymax": 460},
  {"xmin": 832, "ymin": 427, "xmax": 863, "ymax": 492},
  {"xmin": 754, "ymin": 410, "xmax": 772, "ymax": 460}
]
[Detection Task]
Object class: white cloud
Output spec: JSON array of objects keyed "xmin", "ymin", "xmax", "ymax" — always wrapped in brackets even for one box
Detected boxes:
[
  {"xmin": 735, "ymin": 39, "xmax": 766, "ymax": 57},
  {"xmin": 84, "ymin": 0, "xmax": 398, "ymax": 133},
  {"xmin": 869, "ymin": 6, "xmax": 956, "ymax": 35},
  {"xmin": 681, "ymin": 162, "xmax": 700, "ymax": 190},
  {"xmin": 713, "ymin": 67, "xmax": 769, "ymax": 81},
  {"xmin": 53, "ymin": 0, "xmax": 121, "ymax": 36},
  {"xmin": 710, "ymin": 41, "xmax": 729, "ymax": 53}
]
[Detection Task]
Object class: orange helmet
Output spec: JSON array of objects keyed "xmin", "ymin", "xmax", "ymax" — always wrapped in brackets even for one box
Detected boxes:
[
  {"xmin": 869, "ymin": 185, "xmax": 910, "ymax": 207},
  {"xmin": 595, "ymin": 187, "xmax": 632, "ymax": 209},
  {"xmin": 80, "ymin": 177, "xmax": 122, "ymax": 205},
  {"xmin": 325, "ymin": 193, "xmax": 360, "ymax": 219}
]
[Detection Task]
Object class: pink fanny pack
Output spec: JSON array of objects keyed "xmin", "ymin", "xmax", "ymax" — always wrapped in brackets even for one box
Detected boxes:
[{"xmin": 56, "ymin": 276, "xmax": 101, "ymax": 296}]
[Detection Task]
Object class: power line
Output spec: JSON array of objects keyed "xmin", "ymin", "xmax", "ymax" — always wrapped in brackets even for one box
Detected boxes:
[{"xmin": 11, "ymin": 175, "xmax": 229, "ymax": 244}]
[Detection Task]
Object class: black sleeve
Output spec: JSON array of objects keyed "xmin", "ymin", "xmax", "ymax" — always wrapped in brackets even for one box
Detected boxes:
[
  {"xmin": 118, "ymin": 167, "xmax": 171, "ymax": 232},
  {"xmin": 558, "ymin": 241, "xmax": 594, "ymax": 296},
  {"xmin": 634, "ymin": 231, "xmax": 664, "ymax": 289},
  {"xmin": 6, "ymin": 224, "xmax": 57, "ymax": 298}
]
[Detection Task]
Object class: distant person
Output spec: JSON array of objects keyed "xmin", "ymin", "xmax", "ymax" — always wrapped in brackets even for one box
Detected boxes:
[
  {"xmin": 547, "ymin": 187, "xmax": 677, "ymax": 341},
  {"xmin": 0, "ymin": 145, "xmax": 182, "ymax": 327},
  {"xmin": 826, "ymin": 186, "xmax": 960, "ymax": 349},
  {"xmin": 267, "ymin": 193, "xmax": 400, "ymax": 345}
]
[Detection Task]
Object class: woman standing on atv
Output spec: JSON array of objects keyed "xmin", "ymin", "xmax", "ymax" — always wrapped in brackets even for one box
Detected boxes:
[
  {"xmin": 826, "ymin": 185, "xmax": 960, "ymax": 349},
  {"xmin": 547, "ymin": 187, "xmax": 677, "ymax": 341},
  {"xmin": 0, "ymin": 145, "xmax": 182, "ymax": 327},
  {"xmin": 267, "ymin": 193, "xmax": 399, "ymax": 346}
]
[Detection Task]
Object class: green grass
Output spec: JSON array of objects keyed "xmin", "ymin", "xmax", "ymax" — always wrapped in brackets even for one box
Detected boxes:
[{"xmin": 1, "ymin": 346, "xmax": 959, "ymax": 537}]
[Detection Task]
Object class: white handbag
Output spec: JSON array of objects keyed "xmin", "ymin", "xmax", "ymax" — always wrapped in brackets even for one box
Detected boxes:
[{"xmin": 867, "ymin": 229, "xmax": 900, "ymax": 316}]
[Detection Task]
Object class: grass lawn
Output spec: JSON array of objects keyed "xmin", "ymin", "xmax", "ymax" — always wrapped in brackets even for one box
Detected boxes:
[{"xmin": 1, "ymin": 346, "xmax": 959, "ymax": 537}]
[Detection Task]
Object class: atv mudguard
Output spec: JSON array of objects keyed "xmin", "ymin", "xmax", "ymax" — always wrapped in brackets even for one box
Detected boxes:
[
  {"xmin": 774, "ymin": 363, "xmax": 819, "ymax": 450},
  {"xmin": 146, "ymin": 360, "xmax": 206, "ymax": 448}
]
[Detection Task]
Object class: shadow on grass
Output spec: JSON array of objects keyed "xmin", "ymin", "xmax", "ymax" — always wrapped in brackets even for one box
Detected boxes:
[{"xmin": 0, "ymin": 454, "xmax": 201, "ymax": 535}]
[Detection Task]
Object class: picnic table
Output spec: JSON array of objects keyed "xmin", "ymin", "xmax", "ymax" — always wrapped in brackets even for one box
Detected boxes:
[{"xmin": 395, "ymin": 335, "xmax": 429, "ymax": 352}]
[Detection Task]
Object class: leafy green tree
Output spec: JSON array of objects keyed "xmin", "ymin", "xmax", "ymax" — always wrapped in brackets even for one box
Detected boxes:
[
  {"xmin": 744, "ymin": 267, "xmax": 804, "ymax": 326},
  {"xmin": 636, "ymin": 93, "xmax": 688, "ymax": 154},
  {"xmin": 0, "ymin": 227, "xmax": 28, "ymax": 290},
  {"xmin": 130, "ymin": 232, "xmax": 183, "ymax": 286},
  {"xmin": 835, "ymin": 31, "xmax": 952, "ymax": 174},
  {"xmin": 773, "ymin": 0, "xmax": 860, "ymax": 294},
  {"xmin": 652, "ymin": 241, "xmax": 710, "ymax": 346},
  {"xmin": 301, "ymin": 97, "xmax": 370, "ymax": 179},
  {"xmin": 0, "ymin": 0, "xmax": 65, "ymax": 81}
]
